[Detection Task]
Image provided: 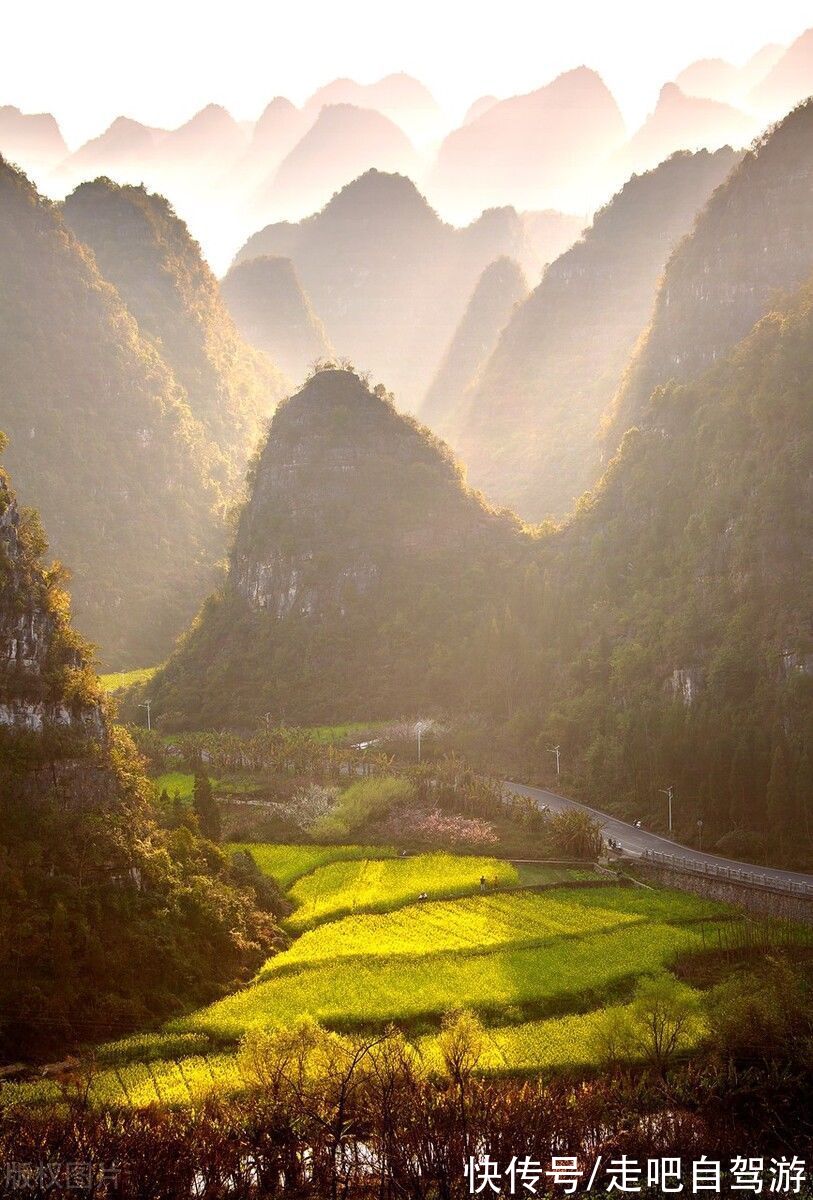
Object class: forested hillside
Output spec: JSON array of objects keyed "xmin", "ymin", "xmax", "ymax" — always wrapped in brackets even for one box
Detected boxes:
[
  {"xmin": 539, "ymin": 277, "xmax": 813, "ymax": 861},
  {"xmin": 0, "ymin": 157, "xmax": 227, "ymax": 666},
  {"xmin": 62, "ymin": 179, "xmax": 285, "ymax": 483},
  {"xmin": 0, "ymin": 448, "xmax": 280, "ymax": 1056},
  {"xmin": 606, "ymin": 100, "xmax": 813, "ymax": 452},
  {"xmin": 150, "ymin": 368, "xmax": 529, "ymax": 728},
  {"xmin": 450, "ymin": 148, "xmax": 738, "ymax": 519}
]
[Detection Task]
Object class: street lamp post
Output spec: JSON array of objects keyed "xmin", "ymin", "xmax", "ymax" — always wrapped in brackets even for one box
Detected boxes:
[
  {"xmin": 660, "ymin": 785, "xmax": 674, "ymax": 834},
  {"xmin": 138, "ymin": 699, "xmax": 152, "ymax": 732},
  {"xmin": 547, "ymin": 745, "xmax": 561, "ymax": 776}
]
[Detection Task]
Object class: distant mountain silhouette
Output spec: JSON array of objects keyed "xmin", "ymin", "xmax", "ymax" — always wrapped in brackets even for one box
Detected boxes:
[
  {"xmin": 0, "ymin": 105, "xmax": 66, "ymax": 179},
  {"xmin": 52, "ymin": 105, "xmax": 251, "ymax": 273},
  {"xmin": 235, "ymin": 170, "xmax": 536, "ymax": 406},
  {"xmin": 676, "ymin": 44, "xmax": 783, "ymax": 105},
  {"xmin": 149, "ymin": 103, "xmax": 248, "ymax": 181},
  {"xmin": 606, "ymin": 100, "xmax": 813, "ymax": 452},
  {"xmin": 431, "ymin": 68, "xmax": 626, "ymax": 214},
  {"xmin": 304, "ymin": 73, "xmax": 442, "ymax": 143},
  {"xmin": 749, "ymin": 28, "xmax": 813, "ymax": 118},
  {"xmin": 450, "ymin": 148, "xmax": 739, "ymax": 520},
  {"xmin": 462, "ymin": 96, "xmax": 499, "ymax": 124},
  {"xmin": 256, "ymin": 104, "xmax": 420, "ymax": 220},
  {"xmin": 236, "ymin": 98, "xmax": 310, "ymax": 200},
  {"xmin": 614, "ymin": 83, "xmax": 755, "ymax": 178},
  {"xmin": 54, "ymin": 116, "xmax": 165, "ymax": 189},
  {"xmin": 221, "ymin": 255, "xmax": 333, "ymax": 386},
  {"xmin": 421, "ymin": 256, "xmax": 529, "ymax": 434}
]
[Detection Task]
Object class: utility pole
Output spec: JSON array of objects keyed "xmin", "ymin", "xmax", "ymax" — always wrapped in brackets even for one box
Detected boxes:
[
  {"xmin": 416, "ymin": 722, "xmax": 423, "ymax": 763},
  {"xmin": 660, "ymin": 785, "xmax": 674, "ymax": 834},
  {"xmin": 697, "ymin": 818, "xmax": 703, "ymax": 852},
  {"xmin": 547, "ymin": 745, "xmax": 561, "ymax": 776},
  {"xmin": 138, "ymin": 699, "xmax": 152, "ymax": 732}
]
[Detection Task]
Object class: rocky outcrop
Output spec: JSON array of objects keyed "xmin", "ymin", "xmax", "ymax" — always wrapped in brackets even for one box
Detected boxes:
[
  {"xmin": 0, "ymin": 468, "xmax": 103, "ymax": 736},
  {"xmin": 150, "ymin": 367, "xmax": 525, "ymax": 728},
  {"xmin": 229, "ymin": 369, "xmax": 511, "ymax": 618}
]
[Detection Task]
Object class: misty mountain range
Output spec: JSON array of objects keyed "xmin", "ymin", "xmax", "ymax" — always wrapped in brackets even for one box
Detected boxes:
[{"xmin": 1, "ymin": 26, "xmax": 811, "ymax": 272}]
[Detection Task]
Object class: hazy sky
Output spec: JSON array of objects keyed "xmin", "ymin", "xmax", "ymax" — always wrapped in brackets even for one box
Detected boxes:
[{"xmin": 4, "ymin": 0, "xmax": 812, "ymax": 145}]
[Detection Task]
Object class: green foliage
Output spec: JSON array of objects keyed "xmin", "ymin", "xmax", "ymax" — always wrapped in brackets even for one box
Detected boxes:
[
  {"xmin": 148, "ymin": 321, "xmax": 812, "ymax": 860},
  {"xmin": 0, "ymin": 160, "xmax": 229, "ymax": 666},
  {"xmin": 546, "ymin": 809, "xmax": 604, "ymax": 860},
  {"xmin": 193, "ymin": 773, "xmax": 221, "ymax": 841},
  {"xmin": 154, "ymin": 771, "xmax": 196, "ymax": 800},
  {"xmin": 541, "ymin": 276, "xmax": 813, "ymax": 861},
  {"xmin": 0, "ymin": 463, "xmax": 283, "ymax": 1057},
  {"xmin": 311, "ymin": 776, "xmax": 412, "ymax": 840},
  {"xmin": 149, "ymin": 368, "xmax": 527, "ymax": 730},
  {"xmin": 621, "ymin": 973, "xmax": 703, "ymax": 1076},
  {"xmin": 62, "ymin": 179, "xmax": 286, "ymax": 482},
  {"xmin": 703, "ymin": 959, "xmax": 813, "ymax": 1068}
]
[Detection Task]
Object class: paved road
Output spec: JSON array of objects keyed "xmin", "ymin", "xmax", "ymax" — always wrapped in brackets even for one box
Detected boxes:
[{"xmin": 506, "ymin": 781, "xmax": 813, "ymax": 892}]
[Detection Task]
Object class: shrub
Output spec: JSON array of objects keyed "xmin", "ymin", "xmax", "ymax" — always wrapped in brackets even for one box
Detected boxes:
[{"xmin": 311, "ymin": 777, "xmax": 413, "ymax": 841}]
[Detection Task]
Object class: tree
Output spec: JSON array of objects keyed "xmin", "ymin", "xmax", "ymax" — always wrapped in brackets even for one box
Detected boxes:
[
  {"xmin": 193, "ymin": 773, "xmax": 221, "ymax": 842},
  {"xmin": 628, "ymin": 973, "xmax": 701, "ymax": 1078},
  {"xmin": 547, "ymin": 809, "xmax": 603, "ymax": 860},
  {"xmin": 703, "ymin": 960, "xmax": 812, "ymax": 1068}
]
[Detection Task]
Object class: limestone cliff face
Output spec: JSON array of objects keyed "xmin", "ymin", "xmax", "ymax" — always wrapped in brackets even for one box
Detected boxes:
[
  {"xmin": 231, "ymin": 368, "xmax": 509, "ymax": 619},
  {"xmin": 0, "ymin": 470, "xmax": 104, "ymax": 737}
]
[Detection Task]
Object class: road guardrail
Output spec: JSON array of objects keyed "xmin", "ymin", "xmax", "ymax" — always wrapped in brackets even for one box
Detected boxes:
[{"xmin": 639, "ymin": 849, "xmax": 813, "ymax": 897}]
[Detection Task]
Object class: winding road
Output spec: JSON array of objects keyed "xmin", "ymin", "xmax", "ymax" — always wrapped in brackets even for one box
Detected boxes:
[{"xmin": 505, "ymin": 781, "xmax": 813, "ymax": 893}]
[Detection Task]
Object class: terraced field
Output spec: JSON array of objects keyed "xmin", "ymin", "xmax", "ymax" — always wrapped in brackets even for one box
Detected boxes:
[
  {"xmin": 176, "ymin": 918, "xmax": 713, "ymax": 1038},
  {"xmin": 260, "ymin": 886, "xmax": 725, "ymax": 975},
  {"xmin": 0, "ymin": 843, "xmax": 741, "ymax": 1111},
  {"xmin": 285, "ymin": 852, "xmax": 519, "ymax": 929}
]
